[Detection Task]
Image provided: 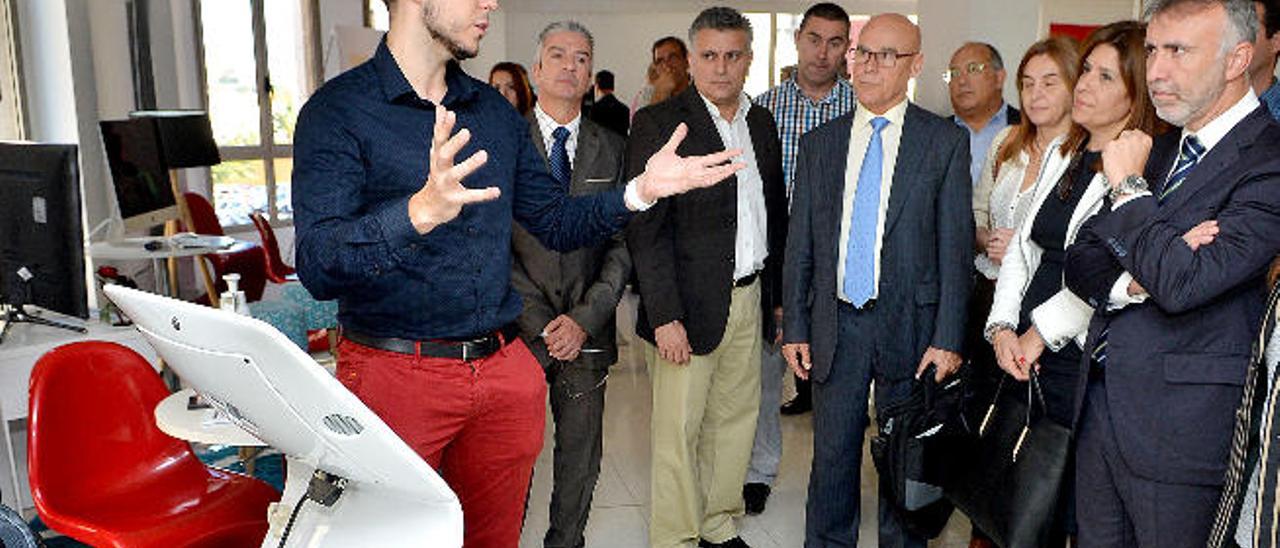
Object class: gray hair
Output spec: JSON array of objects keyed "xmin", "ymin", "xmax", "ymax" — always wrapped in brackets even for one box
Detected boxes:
[
  {"xmin": 688, "ymin": 6, "xmax": 754, "ymax": 45},
  {"xmin": 1143, "ymin": 0, "xmax": 1258, "ymax": 55},
  {"xmin": 537, "ymin": 20, "xmax": 595, "ymax": 55},
  {"xmin": 963, "ymin": 42, "xmax": 1005, "ymax": 71}
]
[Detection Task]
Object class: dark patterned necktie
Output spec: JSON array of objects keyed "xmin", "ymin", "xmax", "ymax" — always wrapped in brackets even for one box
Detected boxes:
[
  {"xmin": 1159, "ymin": 134, "xmax": 1205, "ymax": 202},
  {"xmin": 550, "ymin": 126, "xmax": 571, "ymax": 190}
]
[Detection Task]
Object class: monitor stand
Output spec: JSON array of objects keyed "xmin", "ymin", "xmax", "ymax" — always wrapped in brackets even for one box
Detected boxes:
[{"xmin": 0, "ymin": 304, "xmax": 88, "ymax": 346}]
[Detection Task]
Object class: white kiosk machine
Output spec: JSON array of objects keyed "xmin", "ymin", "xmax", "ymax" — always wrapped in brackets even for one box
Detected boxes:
[{"xmin": 105, "ymin": 285, "xmax": 463, "ymax": 547}]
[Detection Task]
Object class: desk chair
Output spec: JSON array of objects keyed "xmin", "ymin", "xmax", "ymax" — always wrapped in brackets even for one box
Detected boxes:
[
  {"xmin": 182, "ymin": 192, "xmax": 267, "ymax": 303},
  {"xmin": 106, "ymin": 285, "xmax": 463, "ymax": 547},
  {"xmin": 27, "ymin": 341, "xmax": 279, "ymax": 548},
  {"xmin": 250, "ymin": 212, "xmax": 297, "ymax": 284}
]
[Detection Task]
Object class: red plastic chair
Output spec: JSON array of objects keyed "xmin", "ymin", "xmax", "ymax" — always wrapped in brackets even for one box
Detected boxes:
[
  {"xmin": 250, "ymin": 212, "xmax": 297, "ymax": 284},
  {"xmin": 28, "ymin": 342, "xmax": 280, "ymax": 548},
  {"xmin": 182, "ymin": 192, "xmax": 268, "ymax": 302}
]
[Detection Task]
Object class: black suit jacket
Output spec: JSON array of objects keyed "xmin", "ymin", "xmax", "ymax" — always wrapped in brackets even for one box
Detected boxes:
[
  {"xmin": 589, "ymin": 93, "xmax": 630, "ymax": 137},
  {"xmin": 1064, "ymin": 106, "xmax": 1280, "ymax": 486},
  {"xmin": 511, "ymin": 115, "xmax": 631, "ymax": 369},
  {"xmin": 625, "ymin": 87, "xmax": 787, "ymax": 355},
  {"xmin": 783, "ymin": 103, "xmax": 974, "ymax": 383}
]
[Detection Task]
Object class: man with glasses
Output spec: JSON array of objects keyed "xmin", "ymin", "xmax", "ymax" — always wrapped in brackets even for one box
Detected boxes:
[
  {"xmin": 782, "ymin": 13, "xmax": 972, "ymax": 547},
  {"xmin": 947, "ymin": 42, "xmax": 1020, "ymax": 185},
  {"xmin": 745, "ymin": 1, "xmax": 855, "ymax": 516}
]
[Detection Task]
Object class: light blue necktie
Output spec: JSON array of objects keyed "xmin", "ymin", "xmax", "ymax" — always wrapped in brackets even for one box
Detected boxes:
[
  {"xmin": 843, "ymin": 116, "xmax": 890, "ymax": 307},
  {"xmin": 550, "ymin": 126, "xmax": 571, "ymax": 190}
]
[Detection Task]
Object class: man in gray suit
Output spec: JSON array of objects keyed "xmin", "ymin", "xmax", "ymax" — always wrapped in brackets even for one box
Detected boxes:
[
  {"xmin": 510, "ymin": 21, "xmax": 631, "ymax": 548},
  {"xmin": 781, "ymin": 13, "xmax": 972, "ymax": 547}
]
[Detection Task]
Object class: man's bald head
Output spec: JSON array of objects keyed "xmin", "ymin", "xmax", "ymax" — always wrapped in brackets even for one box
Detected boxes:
[{"xmin": 864, "ymin": 14, "xmax": 921, "ymax": 52}]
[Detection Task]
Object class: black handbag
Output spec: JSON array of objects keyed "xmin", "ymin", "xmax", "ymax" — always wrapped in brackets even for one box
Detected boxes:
[
  {"xmin": 944, "ymin": 370, "xmax": 1072, "ymax": 548},
  {"xmin": 870, "ymin": 366, "xmax": 971, "ymax": 539}
]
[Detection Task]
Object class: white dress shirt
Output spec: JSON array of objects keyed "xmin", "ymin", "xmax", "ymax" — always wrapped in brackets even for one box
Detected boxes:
[
  {"xmin": 534, "ymin": 104, "xmax": 582, "ymax": 169},
  {"xmin": 837, "ymin": 98, "xmax": 908, "ymax": 302},
  {"xmin": 700, "ymin": 92, "xmax": 769, "ymax": 282},
  {"xmin": 1108, "ymin": 89, "xmax": 1261, "ymax": 310}
]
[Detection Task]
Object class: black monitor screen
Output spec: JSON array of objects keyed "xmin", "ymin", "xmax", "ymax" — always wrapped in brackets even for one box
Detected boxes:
[
  {"xmin": 0, "ymin": 143, "xmax": 88, "ymax": 319},
  {"xmin": 100, "ymin": 119, "xmax": 175, "ymax": 224}
]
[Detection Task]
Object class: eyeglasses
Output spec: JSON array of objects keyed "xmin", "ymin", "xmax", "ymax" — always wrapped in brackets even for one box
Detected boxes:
[
  {"xmin": 943, "ymin": 62, "xmax": 989, "ymax": 83},
  {"xmin": 849, "ymin": 46, "xmax": 918, "ymax": 68}
]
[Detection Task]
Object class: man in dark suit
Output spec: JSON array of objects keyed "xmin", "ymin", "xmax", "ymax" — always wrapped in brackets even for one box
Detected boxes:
[
  {"xmin": 1063, "ymin": 1, "xmax": 1280, "ymax": 545},
  {"xmin": 588, "ymin": 70, "xmax": 630, "ymax": 136},
  {"xmin": 781, "ymin": 13, "xmax": 972, "ymax": 547},
  {"xmin": 509, "ymin": 21, "xmax": 630, "ymax": 548},
  {"xmin": 626, "ymin": 7, "xmax": 786, "ymax": 548}
]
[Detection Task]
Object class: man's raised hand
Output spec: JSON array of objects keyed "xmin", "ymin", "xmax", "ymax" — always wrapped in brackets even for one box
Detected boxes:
[
  {"xmin": 634, "ymin": 123, "xmax": 747, "ymax": 206},
  {"xmin": 408, "ymin": 105, "xmax": 501, "ymax": 234}
]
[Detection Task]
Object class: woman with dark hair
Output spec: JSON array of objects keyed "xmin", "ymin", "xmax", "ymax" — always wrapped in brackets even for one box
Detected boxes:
[
  {"xmin": 983, "ymin": 20, "xmax": 1168, "ymax": 544},
  {"xmin": 489, "ymin": 61, "xmax": 534, "ymax": 115}
]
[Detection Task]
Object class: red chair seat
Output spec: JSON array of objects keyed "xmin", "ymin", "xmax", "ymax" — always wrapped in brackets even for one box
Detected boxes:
[{"xmin": 28, "ymin": 342, "xmax": 280, "ymax": 548}]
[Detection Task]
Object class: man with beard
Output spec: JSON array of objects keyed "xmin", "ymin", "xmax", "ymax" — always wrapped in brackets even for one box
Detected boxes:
[
  {"xmin": 292, "ymin": 1, "xmax": 746, "ymax": 546},
  {"xmin": 1064, "ymin": 0, "xmax": 1280, "ymax": 545}
]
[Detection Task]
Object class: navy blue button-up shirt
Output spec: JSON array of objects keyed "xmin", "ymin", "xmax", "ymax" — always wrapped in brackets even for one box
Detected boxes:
[{"xmin": 293, "ymin": 41, "xmax": 632, "ymax": 340}]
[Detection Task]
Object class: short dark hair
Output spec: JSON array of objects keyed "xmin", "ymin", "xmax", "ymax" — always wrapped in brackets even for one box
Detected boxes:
[
  {"xmin": 651, "ymin": 36, "xmax": 688, "ymax": 59},
  {"xmin": 688, "ymin": 6, "xmax": 753, "ymax": 45},
  {"xmin": 800, "ymin": 3, "xmax": 851, "ymax": 30},
  {"xmin": 595, "ymin": 70, "xmax": 616, "ymax": 91},
  {"xmin": 1258, "ymin": 0, "xmax": 1280, "ymax": 38}
]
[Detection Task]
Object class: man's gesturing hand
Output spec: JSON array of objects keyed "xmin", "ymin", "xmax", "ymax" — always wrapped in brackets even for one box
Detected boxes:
[
  {"xmin": 634, "ymin": 123, "xmax": 748, "ymax": 205},
  {"xmin": 408, "ymin": 105, "xmax": 502, "ymax": 234}
]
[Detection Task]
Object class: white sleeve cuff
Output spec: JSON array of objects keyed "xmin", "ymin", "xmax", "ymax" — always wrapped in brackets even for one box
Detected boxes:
[
  {"xmin": 624, "ymin": 178, "xmax": 656, "ymax": 212},
  {"xmin": 1111, "ymin": 191, "xmax": 1152, "ymax": 211},
  {"xmin": 1107, "ymin": 272, "xmax": 1149, "ymax": 311}
]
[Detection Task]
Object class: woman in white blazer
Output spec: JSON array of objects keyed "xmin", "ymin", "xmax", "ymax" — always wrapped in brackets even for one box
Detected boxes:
[{"xmin": 982, "ymin": 21, "xmax": 1167, "ymax": 544}]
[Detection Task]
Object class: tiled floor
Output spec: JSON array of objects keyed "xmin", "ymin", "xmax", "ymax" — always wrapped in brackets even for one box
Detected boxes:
[{"xmin": 520, "ymin": 297, "xmax": 973, "ymax": 547}]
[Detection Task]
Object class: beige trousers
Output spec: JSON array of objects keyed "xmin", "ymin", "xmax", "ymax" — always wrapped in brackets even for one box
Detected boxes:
[{"xmin": 648, "ymin": 281, "xmax": 763, "ymax": 548}]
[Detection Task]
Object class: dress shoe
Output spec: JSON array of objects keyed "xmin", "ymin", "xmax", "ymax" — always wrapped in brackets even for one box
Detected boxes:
[
  {"xmin": 742, "ymin": 482, "xmax": 770, "ymax": 515},
  {"xmin": 780, "ymin": 395, "xmax": 811, "ymax": 415},
  {"xmin": 698, "ymin": 537, "xmax": 750, "ymax": 548}
]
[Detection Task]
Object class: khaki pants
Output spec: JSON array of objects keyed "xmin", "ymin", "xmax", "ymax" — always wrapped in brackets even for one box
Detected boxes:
[{"xmin": 648, "ymin": 281, "xmax": 762, "ymax": 548}]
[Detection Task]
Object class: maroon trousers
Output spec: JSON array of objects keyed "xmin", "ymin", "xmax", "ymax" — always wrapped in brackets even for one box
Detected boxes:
[{"xmin": 337, "ymin": 336, "xmax": 547, "ymax": 548}]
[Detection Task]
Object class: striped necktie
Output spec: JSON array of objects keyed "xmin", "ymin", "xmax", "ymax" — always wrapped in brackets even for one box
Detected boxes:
[{"xmin": 1159, "ymin": 134, "xmax": 1205, "ymax": 202}]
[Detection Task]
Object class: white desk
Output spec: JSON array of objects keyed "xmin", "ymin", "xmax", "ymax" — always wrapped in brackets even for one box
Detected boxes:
[
  {"xmin": 89, "ymin": 237, "xmax": 256, "ymax": 296},
  {"xmin": 154, "ymin": 389, "xmax": 265, "ymax": 447},
  {"xmin": 0, "ymin": 315, "xmax": 158, "ymax": 510}
]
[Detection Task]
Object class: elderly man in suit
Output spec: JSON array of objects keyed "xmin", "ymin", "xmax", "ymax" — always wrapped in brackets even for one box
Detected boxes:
[
  {"xmin": 626, "ymin": 7, "xmax": 787, "ymax": 548},
  {"xmin": 1063, "ymin": 0, "xmax": 1280, "ymax": 546},
  {"xmin": 509, "ymin": 20, "xmax": 631, "ymax": 548},
  {"xmin": 782, "ymin": 13, "xmax": 972, "ymax": 548}
]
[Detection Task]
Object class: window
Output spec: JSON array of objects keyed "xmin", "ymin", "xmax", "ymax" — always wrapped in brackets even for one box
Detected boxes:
[
  {"xmin": 197, "ymin": 0, "xmax": 318, "ymax": 226},
  {"xmin": 744, "ymin": 13, "xmax": 917, "ymax": 100},
  {"xmin": 0, "ymin": 0, "xmax": 22, "ymax": 140}
]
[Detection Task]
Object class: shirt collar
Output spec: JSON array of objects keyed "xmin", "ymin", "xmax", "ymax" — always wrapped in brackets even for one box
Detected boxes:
[
  {"xmin": 1184, "ymin": 88, "xmax": 1260, "ymax": 154},
  {"xmin": 954, "ymin": 102, "xmax": 1008, "ymax": 132},
  {"xmin": 533, "ymin": 103, "xmax": 582, "ymax": 137},
  {"xmin": 699, "ymin": 91, "xmax": 751, "ymax": 125},
  {"xmin": 784, "ymin": 75, "xmax": 854, "ymax": 106},
  {"xmin": 372, "ymin": 38, "xmax": 479, "ymax": 107},
  {"xmin": 854, "ymin": 97, "xmax": 908, "ymax": 129}
]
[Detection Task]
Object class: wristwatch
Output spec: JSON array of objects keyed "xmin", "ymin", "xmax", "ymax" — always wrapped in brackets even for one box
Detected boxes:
[{"xmin": 1108, "ymin": 174, "xmax": 1149, "ymax": 203}]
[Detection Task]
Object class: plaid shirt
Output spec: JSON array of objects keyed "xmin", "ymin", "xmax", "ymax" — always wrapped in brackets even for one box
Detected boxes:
[{"xmin": 753, "ymin": 76, "xmax": 856, "ymax": 197}]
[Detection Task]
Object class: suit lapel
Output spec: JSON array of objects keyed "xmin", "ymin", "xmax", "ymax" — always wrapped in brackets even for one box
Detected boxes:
[
  {"xmin": 570, "ymin": 121, "xmax": 601, "ymax": 194},
  {"xmin": 680, "ymin": 88, "xmax": 726, "ymax": 156},
  {"xmin": 1154, "ymin": 109, "xmax": 1267, "ymax": 218},
  {"xmin": 825, "ymin": 112, "xmax": 854, "ymax": 251},
  {"xmin": 883, "ymin": 105, "xmax": 924, "ymax": 236},
  {"xmin": 526, "ymin": 112, "xmax": 551, "ymax": 169}
]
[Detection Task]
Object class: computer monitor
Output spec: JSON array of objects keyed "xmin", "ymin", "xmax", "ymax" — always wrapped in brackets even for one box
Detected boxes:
[
  {"xmin": 0, "ymin": 142, "xmax": 89, "ymax": 341},
  {"xmin": 100, "ymin": 119, "xmax": 180, "ymax": 232}
]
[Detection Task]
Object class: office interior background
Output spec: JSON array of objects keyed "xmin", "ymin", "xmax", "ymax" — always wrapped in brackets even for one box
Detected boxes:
[{"xmin": 9, "ymin": 0, "xmax": 1272, "ymax": 546}]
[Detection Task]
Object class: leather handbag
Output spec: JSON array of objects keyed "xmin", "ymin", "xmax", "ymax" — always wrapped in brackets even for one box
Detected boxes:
[
  {"xmin": 944, "ymin": 370, "xmax": 1072, "ymax": 548},
  {"xmin": 870, "ymin": 366, "xmax": 971, "ymax": 539}
]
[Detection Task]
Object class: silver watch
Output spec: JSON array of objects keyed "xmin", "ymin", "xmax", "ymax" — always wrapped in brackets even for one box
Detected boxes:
[{"xmin": 1108, "ymin": 174, "xmax": 1148, "ymax": 202}]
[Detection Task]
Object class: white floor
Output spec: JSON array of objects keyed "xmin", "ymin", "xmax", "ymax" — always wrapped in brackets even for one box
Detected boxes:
[{"xmin": 519, "ymin": 298, "xmax": 973, "ymax": 547}]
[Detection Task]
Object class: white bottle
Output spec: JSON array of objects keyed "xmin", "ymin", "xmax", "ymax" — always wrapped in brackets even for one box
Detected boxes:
[{"xmin": 219, "ymin": 273, "xmax": 251, "ymax": 316}]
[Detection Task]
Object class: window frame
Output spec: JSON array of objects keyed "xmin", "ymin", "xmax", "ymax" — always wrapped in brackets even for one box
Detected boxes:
[
  {"xmin": 192, "ymin": 0, "xmax": 321, "ymax": 227},
  {"xmin": 0, "ymin": 0, "xmax": 24, "ymax": 140}
]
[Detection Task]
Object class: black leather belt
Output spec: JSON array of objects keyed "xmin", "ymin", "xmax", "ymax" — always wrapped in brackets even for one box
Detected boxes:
[
  {"xmin": 734, "ymin": 272, "xmax": 759, "ymax": 288},
  {"xmin": 343, "ymin": 323, "xmax": 520, "ymax": 361}
]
